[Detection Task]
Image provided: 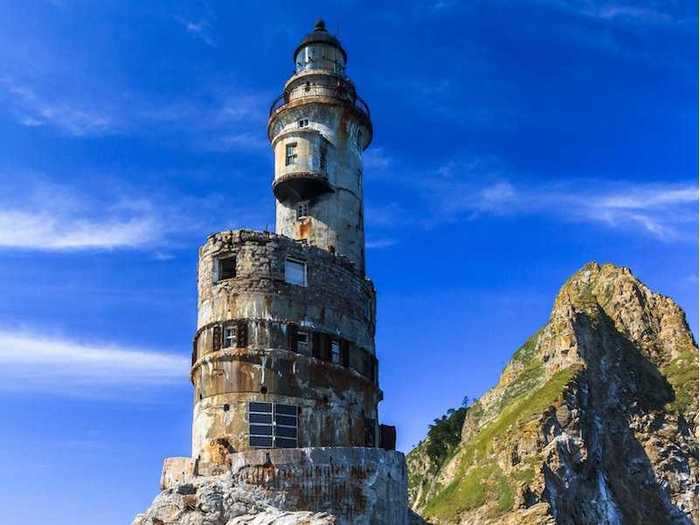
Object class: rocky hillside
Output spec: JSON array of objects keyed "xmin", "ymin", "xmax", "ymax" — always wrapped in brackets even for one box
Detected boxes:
[
  {"xmin": 132, "ymin": 473, "xmax": 336, "ymax": 525},
  {"xmin": 408, "ymin": 263, "xmax": 698, "ymax": 525}
]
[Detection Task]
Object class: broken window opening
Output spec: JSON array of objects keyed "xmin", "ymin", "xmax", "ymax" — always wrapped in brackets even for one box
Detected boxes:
[
  {"xmin": 217, "ymin": 256, "xmax": 236, "ymax": 281},
  {"xmin": 285, "ymin": 142, "xmax": 298, "ymax": 166},
  {"xmin": 284, "ymin": 258, "xmax": 306, "ymax": 286}
]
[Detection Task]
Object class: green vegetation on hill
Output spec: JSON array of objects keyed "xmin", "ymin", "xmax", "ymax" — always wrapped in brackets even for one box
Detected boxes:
[
  {"xmin": 425, "ymin": 404, "xmax": 469, "ymax": 468},
  {"xmin": 424, "ymin": 365, "xmax": 581, "ymax": 521}
]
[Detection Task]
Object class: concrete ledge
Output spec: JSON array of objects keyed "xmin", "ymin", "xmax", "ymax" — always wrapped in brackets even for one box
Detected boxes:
[
  {"xmin": 227, "ymin": 447, "xmax": 408, "ymax": 525},
  {"xmin": 160, "ymin": 457, "xmax": 195, "ymax": 491}
]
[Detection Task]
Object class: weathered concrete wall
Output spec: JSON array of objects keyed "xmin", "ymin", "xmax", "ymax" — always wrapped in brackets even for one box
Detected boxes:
[
  {"xmin": 268, "ymin": 67, "xmax": 370, "ymax": 272},
  {"xmin": 192, "ymin": 230, "xmax": 380, "ymax": 462},
  {"xmin": 145, "ymin": 448, "xmax": 409, "ymax": 525},
  {"xmin": 228, "ymin": 447, "xmax": 408, "ymax": 525},
  {"xmin": 161, "ymin": 457, "xmax": 195, "ymax": 490}
]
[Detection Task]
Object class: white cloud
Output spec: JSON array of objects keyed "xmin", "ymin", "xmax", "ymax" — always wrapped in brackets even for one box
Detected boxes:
[
  {"xmin": 366, "ymin": 238, "xmax": 399, "ymax": 249},
  {"xmin": 364, "ymin": 147, "xmax": 393, "ymax": 171},
  {"xmin": 428, "ymin": 171, "xmax": 698, "ymax": 241},
  {"xmin": 0, "ymin": 76, "xmax": 118, "ymax": 136},
  {"xmin": 180, "ymin": 19, "xmax": 217, "ymax": 47},
  {"xmin": 0, "ymin": 174, "xmax": 271, "ymax": 252},
  {"xmin": 0, "ymin": 178, "xmax": 166, "ymax": 251},
  {"xmin": 0, "ymin": 329, "xmax": 189, "ymax": 394},
  {"xmin": 0, "ymin": 210, "xmax": 159, "ymax": 250}
]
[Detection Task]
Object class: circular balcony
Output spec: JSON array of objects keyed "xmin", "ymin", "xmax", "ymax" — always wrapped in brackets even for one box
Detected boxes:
[{"xmin": 272, "ymin": 171, "xmax": 333, "ymax": 203}]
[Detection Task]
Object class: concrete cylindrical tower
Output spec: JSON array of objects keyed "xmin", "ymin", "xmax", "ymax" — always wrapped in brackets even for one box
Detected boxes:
[
  {"xmin": 268, "ymin": 19, "xmax": 372, "ymax": 274},
  {"xmin": 189, "ymin": 21, "xmax": 383, "ymax": 469}
]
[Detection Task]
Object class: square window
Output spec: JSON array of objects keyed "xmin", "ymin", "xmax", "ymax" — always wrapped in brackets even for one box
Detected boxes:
[
  {"xmin": 296, "ymin": 201, "xmax": 309, "ymax": 220},
  {"xmin": 298, "ymin": 119, "xmax": 309, "ymax": 128},
  {"xmin": 285, "ymin": 142, "xmax": 298, "ymax": 166},
  {"xmin": 217, "ymin": 256, "xmax": 236, "ymax": 281},
  {"xmin": 285, "ymin": 258, "xmax": 306, "ymax": 286},
  {"xmin": 223, "ymin": 325, "xmax": 237, "ymax": 348}
]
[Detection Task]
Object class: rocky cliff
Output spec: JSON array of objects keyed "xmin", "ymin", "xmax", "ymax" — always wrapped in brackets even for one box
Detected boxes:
[{"xmin": 408, "ymin": 263, "xmax": 698, "ymax": 525}]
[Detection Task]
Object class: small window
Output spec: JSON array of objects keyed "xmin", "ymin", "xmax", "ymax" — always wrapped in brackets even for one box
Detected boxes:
[
  {"xmin": 331, "ymin": 340, "xmax": 341, "ymax": 364},
  {"xmin": 223, "ymin": 325, "xmax": 237, "ymax": 348},
  {"xmin": 285, "ymin": 258, "xmax": 306, "ymax": 286},
  {"xmin": 296, "ymin": 201, "xmax": 309, "ymax": 220},
  {"xmin": 320, "ymin": 143, "xmax": 327, "ymax": 172},
  {"xmin": 285, "ymin": 142, "xmax": 298, "ymax": 166},
  {"xmin": 217, "ymin": 257, "xmax": 236, "ymax": 281},
  {"xmin": 298, "ymin": 119, "xmax": 309, "ymax": 128}
]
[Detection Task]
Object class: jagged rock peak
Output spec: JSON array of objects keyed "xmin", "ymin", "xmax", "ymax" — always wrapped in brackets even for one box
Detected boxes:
[{"xmin": 408, "ymin": 262, "xmax": 698, "ymax": 525}]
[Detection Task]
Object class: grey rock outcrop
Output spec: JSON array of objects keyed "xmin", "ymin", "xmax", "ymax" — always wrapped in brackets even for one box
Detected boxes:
[
  {"xmin": 134, "ymin": 447, "xmax": 409, "ymax": 525},
  {"xmin": 408, "ymin": 263, "xmax": 698, "ymax": 524},
  {"xmin": 132, "ymin": 473, "xmax": 336, "ymax": 525}
]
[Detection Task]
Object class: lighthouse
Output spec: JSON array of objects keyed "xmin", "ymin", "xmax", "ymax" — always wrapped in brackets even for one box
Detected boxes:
[
  {"xmin": 159, "ymin": 20, "xmax": 408, "ymax": 525},
  {"xmin": 269, "ymin": 18, "xmax": 372, "ymax": 274},
  {"xmin": 190, "ymin": 18, "xmax": 381, "ymax": 459}
]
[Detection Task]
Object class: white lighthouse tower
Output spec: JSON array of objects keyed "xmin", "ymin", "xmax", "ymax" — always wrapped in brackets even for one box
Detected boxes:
[{"xmin": 269, "ymin": 19, "xmax": 372, "ymax": 273}]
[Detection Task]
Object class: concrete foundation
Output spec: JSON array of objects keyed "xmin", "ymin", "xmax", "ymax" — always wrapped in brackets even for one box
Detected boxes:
[{"xmin": 162, "ymin": 447, "xmax": 408, "ymax": 525}]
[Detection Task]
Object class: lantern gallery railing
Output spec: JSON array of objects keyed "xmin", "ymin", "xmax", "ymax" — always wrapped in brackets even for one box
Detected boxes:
[{"xmin": 269, "ymin": 91, "xmax": 370, "ymax": 121}]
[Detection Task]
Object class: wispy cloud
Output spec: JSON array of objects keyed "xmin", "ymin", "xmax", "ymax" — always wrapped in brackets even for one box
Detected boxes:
[
  {"xmin": 423, "ymin": 160, "xmax": 698, "ymax": 240},
  {"xmin": 0, "ymin": 174, "xmax": 268, "ymax": 252},
  {"xmin": 178, "ymin": 18, "xmax": 217, "ymax": 47},
  {"xmin": 366, "ymin": 238, "xmax": 399, "ymax": 249},
  {"xmin": 0, "ymin": 76, "xmax": 118, "ymax": 136},
  {"xmin": 0, "ymin": 71, "xmax": 270, "ymax": 151},
  {"xmin": 544, "ymin": 1, "xmax": 680, "ymax": 24},
  {"xmin": 0, "ymin": 329, "xmax": 188, "ymax": 394},
  {"xmin": 0, "ymin": 178, "xmax": 164, "ymax": 251},
  {"xmin": 364, "ymin": 147, "xmax": 393, "ymax": 171},
  {"xmin": 0, "ymin": 210, "xmax": 159, "ymax": 250}
]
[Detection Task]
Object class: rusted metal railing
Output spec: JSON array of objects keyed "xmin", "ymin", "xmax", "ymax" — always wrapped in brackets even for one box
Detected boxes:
[{"xmin": 269, "ymin": 91, "xmax": 370, "ymax": 121}]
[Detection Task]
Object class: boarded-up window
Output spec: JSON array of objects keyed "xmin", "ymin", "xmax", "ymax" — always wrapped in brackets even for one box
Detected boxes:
[
  {"xmin": 213, "ymin": 325, "xmax": 222, "ymax": 351},
  {"xmin": 237, "ymin": 321, "xmax": 248, "ymax": 347},
  {"xmin": 285, "ymin": 258, "xmax": 306, "ymax": 286}
]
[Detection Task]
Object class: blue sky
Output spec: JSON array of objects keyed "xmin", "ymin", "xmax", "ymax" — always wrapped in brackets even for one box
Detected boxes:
[{"xmin": 0, "ymin": 1, "xmax": 696, "ymax": 524}]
